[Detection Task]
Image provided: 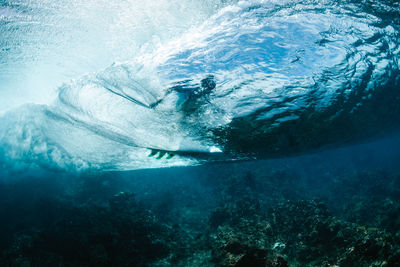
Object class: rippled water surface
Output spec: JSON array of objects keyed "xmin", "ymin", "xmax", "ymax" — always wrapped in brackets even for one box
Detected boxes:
[{"xmin": 1, "ymin": 0, "xmax": 399, "ymax": 171}]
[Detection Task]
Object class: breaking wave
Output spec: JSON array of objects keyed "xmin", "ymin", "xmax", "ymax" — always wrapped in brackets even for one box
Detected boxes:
[{"xmin": 0, "ymin": 0, "xmax": 399, "ymax": 171}]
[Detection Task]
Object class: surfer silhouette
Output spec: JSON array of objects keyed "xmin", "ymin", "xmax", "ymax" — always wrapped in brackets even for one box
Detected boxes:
[
  {"xmin": 150, "ymin": 75, "xmax": 216, "ymax": 114},
  {"xmin": 147, "ymin": 75, "xmax": 216, "ymax": 160}
]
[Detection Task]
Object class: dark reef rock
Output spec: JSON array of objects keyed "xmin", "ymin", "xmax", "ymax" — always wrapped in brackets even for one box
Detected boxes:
[
  {"xmin": 1, "ymin": 168, "xmax": 400, "ymax": 266},
  {"xmin": 1, "ymin": 191, "xmax": 173, "ymax": 267},
  {"xmin": 206, "ymin": 198, "xmax": 400, "ymax": 267}
]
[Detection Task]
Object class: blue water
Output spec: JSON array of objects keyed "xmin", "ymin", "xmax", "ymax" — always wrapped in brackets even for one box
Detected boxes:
[
  {"xmin": 1, "ymin": 0, "xmax": 399, "ymax": 171},
  {"xmin": 0, "ymin": 0, "xmax": 400, "ymax": 265}
]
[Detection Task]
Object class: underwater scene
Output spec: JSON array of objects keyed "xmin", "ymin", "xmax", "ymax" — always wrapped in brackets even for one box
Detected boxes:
[{"xmin": 1, "ymin": 0, "xmax": 400, "ymax": 266}]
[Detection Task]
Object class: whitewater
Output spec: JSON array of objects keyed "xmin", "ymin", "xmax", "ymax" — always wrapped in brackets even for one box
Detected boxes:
[{"xmin": 0, "ymin": 0, "xmax": 399, "ymax": 171}]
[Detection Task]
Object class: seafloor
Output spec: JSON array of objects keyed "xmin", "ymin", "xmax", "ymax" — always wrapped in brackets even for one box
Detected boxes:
[{"xmin": 1, "ymin": 135, "xmax": 400, "ymax": 267}]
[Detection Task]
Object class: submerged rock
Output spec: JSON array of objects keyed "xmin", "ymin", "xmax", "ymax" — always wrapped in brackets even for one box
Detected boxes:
[
  {"xmin": 206, "ymin": 198, "xmax": 400, "ymax": 266},
  {"xmin": 1, "ymin": 192, "xmax": 173, "ymax": 267}
]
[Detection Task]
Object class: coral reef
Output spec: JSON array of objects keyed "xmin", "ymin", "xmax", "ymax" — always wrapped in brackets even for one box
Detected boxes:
[
  {"xmin": 207, "ymin": 198, "xmax": 400, "ymax": 266},
  {"xmin": 1, "ymin": 192, "xmax": 174, "ymax": 267},
  {"xmin": 1, "ymin": 165, "xmax": 400, "ymax": 266}
]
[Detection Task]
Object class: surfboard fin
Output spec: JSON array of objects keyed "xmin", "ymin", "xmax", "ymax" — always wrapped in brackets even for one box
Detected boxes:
[{"xmin": 148, "ymin": 149, "xmax": 175, "ymax": 160}]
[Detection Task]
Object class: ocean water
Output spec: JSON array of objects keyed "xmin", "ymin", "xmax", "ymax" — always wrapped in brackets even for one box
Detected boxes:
[{"xmin": 1, "ymin": 0, "xmax": 400, "ymax": 266}]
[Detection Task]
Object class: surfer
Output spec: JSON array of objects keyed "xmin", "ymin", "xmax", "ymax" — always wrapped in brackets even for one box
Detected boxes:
[
  {"xmin": 150, "ymin": 75, "xmax": 216, "ymax": 114},
  {"xmin": 147, "ymin": 75, "xmax": 216, "ymax": 159}
]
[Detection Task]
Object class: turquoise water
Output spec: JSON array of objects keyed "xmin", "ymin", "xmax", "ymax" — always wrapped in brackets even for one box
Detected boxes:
[
  {"xmin": 0, "ymin": 0, "xmax": 400, "ymax": 266},
  {"xmin": 1, "ymin": 0, "xmax": 399, "ymax": 171}
]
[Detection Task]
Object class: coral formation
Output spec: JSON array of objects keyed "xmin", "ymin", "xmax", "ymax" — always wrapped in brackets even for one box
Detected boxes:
[{"xmin": 1, "ymin": 165, "xmax": 400, "ymax": 266}]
